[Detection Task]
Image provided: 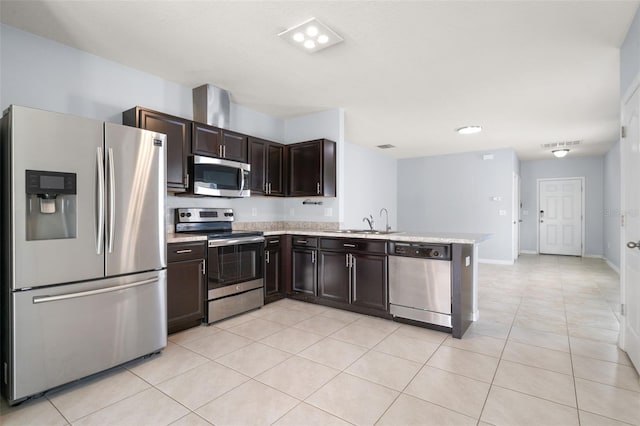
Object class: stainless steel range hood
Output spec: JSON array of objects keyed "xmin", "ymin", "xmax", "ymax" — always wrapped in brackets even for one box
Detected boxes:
[{"xmin": 193, "ymin": 84, "xmax": 231, "ymax": 128}]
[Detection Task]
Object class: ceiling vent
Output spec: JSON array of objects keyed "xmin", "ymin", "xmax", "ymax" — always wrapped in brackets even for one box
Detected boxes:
[
  {"xmin": 377, "ymin": 144, "xmax": 396, "ymax": 149},
  {"xmin": 540, "ymin": 140, "xmax": 580, "ymax": 149},
  {"xmin": 193, "ymin": 84, "xmax": 231, "ymax": 129}
]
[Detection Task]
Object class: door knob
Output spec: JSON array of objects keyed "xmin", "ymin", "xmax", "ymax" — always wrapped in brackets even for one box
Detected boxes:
[{"xmin": 627, "ymin": 241, "xmax": 640, "ymax": 249}]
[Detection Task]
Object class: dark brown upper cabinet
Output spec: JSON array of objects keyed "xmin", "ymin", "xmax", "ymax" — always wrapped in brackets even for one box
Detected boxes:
[
  {"xmin": 123, "ymin": 107, "xmax": 192, "ymax": 192},
  {"xmin": 248, "ymin": 137, "xmax": 285, "ymax": 196},
  {"xmin": 192, "ymin": 122, "xmax": 247, "ymax": 163},
  {"xmin": 288, "ymin": 139, "xmax": 336, "ymax": 197}
]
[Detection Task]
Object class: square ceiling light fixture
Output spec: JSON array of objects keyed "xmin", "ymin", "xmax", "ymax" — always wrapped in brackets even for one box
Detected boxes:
[{"xmin": 278, "ymin": 17, "xmax": 343, "ymax": 53}]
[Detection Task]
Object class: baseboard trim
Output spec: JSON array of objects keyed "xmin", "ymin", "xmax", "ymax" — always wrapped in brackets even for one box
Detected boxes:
[
  {"xmin": 583, "ymin": 254, "xmax": 604, "ymax": 259},
  {"xmin": 605, "ymin": 259, "xmax": 620, "ymax": 274},
  {"xmin": 519, "ymin": 250, "xmax": 537, "ymax": 254},
  {"xmin": 478, "ymin": 258, "xmax": 514, "ymax": 265}
]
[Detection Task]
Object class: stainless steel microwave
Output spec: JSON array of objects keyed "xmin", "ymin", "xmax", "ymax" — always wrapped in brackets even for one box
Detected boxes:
[{"xmin": 190, "ymin": 155, "xmax": 250, "ymax": 197}]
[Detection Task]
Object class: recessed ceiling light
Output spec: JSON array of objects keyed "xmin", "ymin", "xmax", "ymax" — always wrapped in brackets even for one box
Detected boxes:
[
  {"xmin": 552, "ymin": 149, "xmax": 570, "ymax": 158},
  {"xmin": 278, "ymin": 17, "xmax": 344, "ymax": 53},
  {"xmin": 456, "ymin": 126, "xmax": 483, "ymax": 135}
]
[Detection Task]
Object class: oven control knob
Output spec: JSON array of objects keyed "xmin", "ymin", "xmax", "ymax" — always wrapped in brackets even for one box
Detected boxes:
[
  {"xmin": 432, "ymin": 250, "xmax": 440, "ymax": 257},
  {"xmin": 186, "ymin": 212, "xmax": 192, "ymax": 217},
  {"xmin": 180, "ymin": 213, "xmax": 185, "ymax": 217}
]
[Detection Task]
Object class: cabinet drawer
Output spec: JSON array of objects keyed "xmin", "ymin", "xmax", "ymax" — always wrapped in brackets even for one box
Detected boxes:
[
  {"xmin": 168, "ymin": 241, "xmax": 206, "ymax": 262},
  {"xmin": 292, "ymin": 236, "xmax": 318, "ymax": 248},
  {"xmin": 265, "ymin": 236, "xmax": 281, "ymax": 248},
  {"xmin": 320, "ymin": 238, "xmax": 387, "ymax": 254}
]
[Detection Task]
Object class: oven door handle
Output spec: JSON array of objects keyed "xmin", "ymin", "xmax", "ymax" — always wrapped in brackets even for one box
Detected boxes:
[{"xmin": 208, "ymin": 236, "xmax": 265, "ymax": 247}]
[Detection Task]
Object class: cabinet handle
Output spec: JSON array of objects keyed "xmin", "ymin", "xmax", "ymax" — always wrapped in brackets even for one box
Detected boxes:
[
  {"xmin": 268, "ymin": 240, "xmax": 279, "ymax": 244},
  {"xmin": 265, "ymin": 250, "xmax": 270, "ymax": 263},
  {"xmin": 343, "ymin": 243, "xmax": 356, "ymax": 248},
  {"xmin": 351, "ymin": 255, "xmax": 356, "ymax": 302},
  {"xmin": 201, "ymin": 259, "xmax": 206, "ymax": 276},
  {"xmin": 268, "ymin": 182, "xmax": 272, "ymax": 194},
  {"xmin": 223, "ymin": 145, "xmax": 226, "ymax": 158},
  {"xmin": 296, "ymin": 240, "xmax": 308, "ymax": 245},
  {"xmin": 175, "ymin": 249, "xmax": 193, "ymax": 254},
  {"xmin": 219, "ymin": 145, "xmax": 223, "ymax": 157},
  {"xmin": 185, "ymin": 172, "xmax": 189, "ymax": 187},
  {"xmin": 312, "ymin": 251, "xmax": 316, "ymax": 264},
  {"xmin": 316, "ymin": 182, "xmax": 321, "ymax": 194},
  {"xmin": 345, "ymin": 253, "xmax": 350, "ymax": 267}
]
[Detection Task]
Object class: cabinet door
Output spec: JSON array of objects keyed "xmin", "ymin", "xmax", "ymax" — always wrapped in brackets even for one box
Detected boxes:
[
  {"xmin": 192, "ymin": 122, "xmax": 221, "ymax": 157},
  {"xmin": 221, "ymin": 130, "xmax": 248, "ymax": 163},
  {"xmin": 248, "ymin": 137, "xmax": 266, "ymax": 194},
  {"xmin": 138, "ymin": 109, "xmax": 191, "ymax": 191},
  {"xmin": 292, "ymin": 248, "xmax": 316, "ymax": 294},
  {"xmin": 352, "ymin": 253, "xmax": 388, "ymax": 311},
  {"xmin": 167, "ymin": 258, "xmax": 205, "ymax": 334},
  {"xmin": 318, "ymin": 251, "xmax": 350, "ymax": 303},
  {"xmin": 267, "ymin": 143, "xmax": 285, "ymax": 196},
  {"xmin": 289, "ymin": 141, "xmax": 322, "ymax": 196},
  {"xmin": 265, "ymin": 247, "xmax": 280, "ymax": 295}
]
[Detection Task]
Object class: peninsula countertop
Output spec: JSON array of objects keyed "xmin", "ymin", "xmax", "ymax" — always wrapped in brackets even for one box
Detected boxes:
[{"xmin": 167, "ymin": 230, "xmax": 490, "ymax": 245}]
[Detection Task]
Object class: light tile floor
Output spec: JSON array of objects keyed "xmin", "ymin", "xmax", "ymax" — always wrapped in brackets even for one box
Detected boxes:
[{"xmin": 2, "ymin": 254, "xmax": 639, "ymax": 425}]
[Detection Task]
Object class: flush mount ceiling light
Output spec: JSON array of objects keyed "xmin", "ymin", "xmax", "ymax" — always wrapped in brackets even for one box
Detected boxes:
[
  {"xmin": 278, "ymin": 17, "xmax": 343, "ymax": 53},
  {"xmin": 552, "ymin": 149, "xmax": 570, "ymax": 158},
  {"xmin": 456, "ymin": 126, "xmax": 483, "ymax": 135}
]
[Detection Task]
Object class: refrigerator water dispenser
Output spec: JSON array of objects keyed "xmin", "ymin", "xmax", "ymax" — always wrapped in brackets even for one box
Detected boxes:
[{"xmin": 25, "ymin": 169, "xmax": 77, "ymax": 240}]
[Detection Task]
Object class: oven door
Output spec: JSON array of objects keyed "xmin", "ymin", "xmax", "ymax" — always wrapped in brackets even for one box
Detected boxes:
[
  {"xmin": 192, "ymin": 155, "xmax": 250, "ymax": 197},
  {"xmin": 208, "ymin": 236, "xmax": 264, "ymax": 297}
]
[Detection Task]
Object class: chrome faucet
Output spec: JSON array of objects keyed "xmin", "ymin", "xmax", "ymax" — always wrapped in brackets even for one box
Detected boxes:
[
  {"xmin": 380, "ymin": 208, "xmax": 391, "ymax": 232},
  {"xmin": 362, "ymin": 214, "xmax": 375, "ymax": 230}
]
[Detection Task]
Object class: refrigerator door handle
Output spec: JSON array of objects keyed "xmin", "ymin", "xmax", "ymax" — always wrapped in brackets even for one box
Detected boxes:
[
  {"xmin": 32, "ymin": 278, "xmax": 158, "ymax": 304},
  {"xmin": 96, "ymin": 147, "xmax": 105, "ymax": 255},
  {"xmin": 107, "ymin": 147, "xmax": 116, "ymax": 253}
]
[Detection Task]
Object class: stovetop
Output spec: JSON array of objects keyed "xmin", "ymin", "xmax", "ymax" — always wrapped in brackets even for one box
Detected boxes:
[{"xmin": 174, "ymin": 207, "xmax": 262, "ymax": 240}]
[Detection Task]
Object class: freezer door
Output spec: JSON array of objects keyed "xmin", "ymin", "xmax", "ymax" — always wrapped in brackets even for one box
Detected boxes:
[
  {"xmin": 8, "ymin": 270, "xmax": 167, "ymax": 403},
  {"xmin": 8, "ymin": 106, "xmax": 105, "ymax": 290},
  {"xmin": 104, "ymin": 123, "xmax": 166, "ymax": 276}
]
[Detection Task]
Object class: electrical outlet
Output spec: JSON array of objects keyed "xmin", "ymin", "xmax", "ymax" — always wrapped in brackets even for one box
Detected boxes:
[
  {"xmin": 324, "ymin": 208, "xmax": 333, "ymax": 217},
  {"xmin": 251, "ymin": 208, "xmax": 257, "ymax": 217},
  {"xmin": 289, "ymin": 208, "xmax": 295, "ymax": 216},
  {"xmin": 499, "ymin": 209, "xmax": 507, "ymax": 216}
]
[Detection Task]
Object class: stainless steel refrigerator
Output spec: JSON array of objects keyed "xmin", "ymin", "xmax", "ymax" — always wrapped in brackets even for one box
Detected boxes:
[{"xmin": 0, "ymin": 105, "xmax": 167, "ymax": 405}]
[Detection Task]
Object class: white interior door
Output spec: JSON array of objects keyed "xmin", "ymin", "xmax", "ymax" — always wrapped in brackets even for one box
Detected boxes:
[
  {"xmin": 538, "ymin": 178, "xmax": 583, "ymax": 256},
  {"xmin": 621, "ymin": 84, "xmax": 640, "ymax": 372},
  {"xmin": 513, "ymin": 172, "xmax": 520, "ymax": 261}
]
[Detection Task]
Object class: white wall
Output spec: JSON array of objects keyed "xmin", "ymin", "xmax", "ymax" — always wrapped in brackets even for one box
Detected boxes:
[
  {"xmin": 519, "ymin": 157, "xmax": 604, "ymax": 257},
  {"xmin": 342, "ymin": 143, "xmax": 397, "ymax": 230},
  {"xmin": 621, "ymin": 7, "xmax": 640, "ymax": 98},
  {"xmin": 397, "ymin": 148, "xmax": 516, "ymax": 263},
  {"xmin": 0, "ymin": 24, "xmax": 192, "ymax": 121}
]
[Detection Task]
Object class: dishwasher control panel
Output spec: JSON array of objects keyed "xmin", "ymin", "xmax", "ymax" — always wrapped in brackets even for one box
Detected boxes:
[{"xmin": 388, "ymin": 242, "xmax": 451, "ymax": 260}]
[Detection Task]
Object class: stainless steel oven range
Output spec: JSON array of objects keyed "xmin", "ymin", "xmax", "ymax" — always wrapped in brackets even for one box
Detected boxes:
[{"xmin": 175, "ymin": 208, "xmax": 264, "ymax": 323}]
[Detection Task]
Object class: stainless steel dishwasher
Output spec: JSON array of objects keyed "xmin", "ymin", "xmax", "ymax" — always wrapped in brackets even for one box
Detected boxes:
[{"xmin": 388, "ymin": 242, "xmax": 452, "ymax": 328}]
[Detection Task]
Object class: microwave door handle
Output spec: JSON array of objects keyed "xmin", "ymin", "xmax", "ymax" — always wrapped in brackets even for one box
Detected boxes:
[{"xmin": 239, "ymin": 167, "xmax": 246, "ymax": 191}]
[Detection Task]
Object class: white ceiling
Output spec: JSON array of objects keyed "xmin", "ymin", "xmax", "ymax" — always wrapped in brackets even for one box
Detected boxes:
[{"xmin": 1, "ymin": 1, "xmax": 638, "ymax": 160}]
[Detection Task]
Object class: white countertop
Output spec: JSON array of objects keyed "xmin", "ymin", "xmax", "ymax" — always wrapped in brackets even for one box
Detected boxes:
[
  {"xmin": 263, "ymin": 230, "xmax": 490, "ymax": 244},
  {"xmin": 168, "ymin": 230, "xmax": 490, "ymax": 245}
]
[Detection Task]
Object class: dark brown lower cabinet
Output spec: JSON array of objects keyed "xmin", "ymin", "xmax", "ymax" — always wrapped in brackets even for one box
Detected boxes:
[
  {"xmin": 292, "ymin": 248, "xmax": 317, "ymax": 295},
  {"xmin": 264, "ymin": 236, "xmax": 285, "ymax": 304},
  {"xmin": 167, "ymin": 241, "xmax": 205, "ymax": 334},
  {"xmin": 351, "ymin": 253, "xmax": 388, "ymax": 311},
  {"xmin": 317, "ymin": 238, "xmax": 388, "ymax": 312},
  {"xmin": 318, "ymin": 251, "xmax": 350, "ymax": 303}
]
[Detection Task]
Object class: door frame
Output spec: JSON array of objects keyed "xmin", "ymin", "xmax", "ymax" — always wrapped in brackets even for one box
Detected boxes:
[
  {"xmin": 536, "ymin": 177, "xmax": 585, "ymax": 256},
  {"xmin": 512, "ymin": 172, "xmax": 521, "ymax": 261},
  {"xmin": 619, "ymin": 72, "xmax": 640, "ymax": 352}
]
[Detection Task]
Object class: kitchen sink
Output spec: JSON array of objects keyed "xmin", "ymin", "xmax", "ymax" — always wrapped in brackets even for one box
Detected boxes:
[{"xmin": 334, "ymin": 229, "xmax": 401, "ymax": 235}]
